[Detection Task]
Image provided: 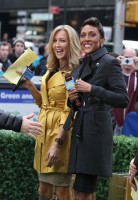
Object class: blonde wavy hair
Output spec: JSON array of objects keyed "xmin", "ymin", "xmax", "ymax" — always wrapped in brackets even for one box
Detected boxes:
[{"xmin": 47, "ymin": 25, "xmax": 81, "ymax": 71}]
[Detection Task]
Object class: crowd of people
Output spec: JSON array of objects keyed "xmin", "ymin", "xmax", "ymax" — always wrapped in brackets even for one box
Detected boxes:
[
  {"xmin": 1, "ymin": 16, "xmax": 138, "ymax": 200},
  {"xmin": 0, "ymin": 37, "xmax": 48, "ymax": 76}
]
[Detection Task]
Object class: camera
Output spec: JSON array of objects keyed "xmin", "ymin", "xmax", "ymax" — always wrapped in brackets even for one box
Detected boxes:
[{"xmin": 121, "ymin": 57, "xmax": 134, "ymax": 65}]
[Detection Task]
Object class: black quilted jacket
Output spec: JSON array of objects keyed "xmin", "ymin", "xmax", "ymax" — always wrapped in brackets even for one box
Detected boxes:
[{"xmin": 0, "ymin": 110, "xmax": 22, "ymax": 132}]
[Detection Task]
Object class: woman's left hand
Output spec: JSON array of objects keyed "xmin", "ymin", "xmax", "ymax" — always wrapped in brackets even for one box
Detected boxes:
[
  {"xmin": 46, "ymin": 144, "xmax": 60, "ymax": 167},
  {"xmin": 75, "ymin": 79, "xmax": 92, "ymax": 93}
]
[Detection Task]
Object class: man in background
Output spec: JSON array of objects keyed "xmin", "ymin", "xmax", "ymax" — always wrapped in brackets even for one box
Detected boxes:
[
  {"xmin": 118, "ymin": 48, "xmax": 137, "ymax": 84},
  {"xmin": 0, "ymin": 41, "xmax": 11, "ymax": 73},
  {"xmin": 113, "ymin": 48, "xmax": 138, "ymax": 135}
]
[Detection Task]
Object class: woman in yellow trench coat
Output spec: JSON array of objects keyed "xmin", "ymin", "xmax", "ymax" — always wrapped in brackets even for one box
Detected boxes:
[{"xmin": 21, "ymin": 25, "xmax": 80, "ymax": 200}]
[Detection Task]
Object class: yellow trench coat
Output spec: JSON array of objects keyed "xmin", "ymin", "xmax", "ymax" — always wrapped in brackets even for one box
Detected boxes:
[{"xmin": 34, "ymin": 70, "xmax": 71, "ymax": 173}]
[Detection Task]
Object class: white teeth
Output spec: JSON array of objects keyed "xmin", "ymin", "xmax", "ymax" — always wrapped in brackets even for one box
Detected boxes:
[{"xmin": 84, "ymin": 44, "xmax": 91, "ymax": 48}]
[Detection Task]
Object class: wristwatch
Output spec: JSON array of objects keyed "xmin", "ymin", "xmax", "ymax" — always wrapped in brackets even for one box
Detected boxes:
[{"xmin": 54, "ymin": 138, "xmax": 63, "ymax": 145}]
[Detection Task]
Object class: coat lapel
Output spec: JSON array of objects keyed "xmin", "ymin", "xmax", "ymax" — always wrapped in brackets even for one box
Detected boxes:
[
  {"xmin": 47, "ymin": 71, "xmax": 64, "ymax": 89},
  {"xmin": 80, "ymin": 58, "xmax": 92, "ymax": 79},
  {"xmin": 41, "ymin": 70, "xmax": 51, "ymax": 106}
]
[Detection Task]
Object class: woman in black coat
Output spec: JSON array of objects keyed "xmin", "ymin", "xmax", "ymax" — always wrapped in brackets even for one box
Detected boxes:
[
  {"xmin": 0, "ymin": 110, "xmax": 42, "ymax": 138},
  {"xmin": 67, "ymin": 17, "xmax": 129, "ymax": 200}
]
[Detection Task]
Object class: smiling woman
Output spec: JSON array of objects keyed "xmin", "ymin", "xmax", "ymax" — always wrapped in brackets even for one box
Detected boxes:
[
  {"xmin": 52, "ymin": 30, "xmax": 69, "ymax": 70},
  {"xmin": 18, "ymin": 24, "xmax": 81, "ymax": 200},
  {"xmin": 66, "ymin": 17, "xmax": 129, "ymax": 200},
  {"xmin": 79, "ymin": 18, "xmax": 105, "ymax": 56}
]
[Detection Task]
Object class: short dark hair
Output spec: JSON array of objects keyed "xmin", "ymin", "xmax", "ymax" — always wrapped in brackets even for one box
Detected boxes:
[
  {"xmin": 81, "ymin": 17, "xmax": 105, "ymax": 39},
  {"xmin": 39, "ymin": 44, "xmax": 46, "ymax": 55},
  {"xmin": 0, "ymin": 41, "xmax": 9, "ymax": 47}
]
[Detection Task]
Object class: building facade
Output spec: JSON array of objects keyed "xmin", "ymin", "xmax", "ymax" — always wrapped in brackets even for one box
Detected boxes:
[
  {"xmin": 0, "ymin": 0, "xmax": 115, "ymax": 41},
  {"xmin": 0, "ymin": 0, "xmax": 137, "ymax": 42}
]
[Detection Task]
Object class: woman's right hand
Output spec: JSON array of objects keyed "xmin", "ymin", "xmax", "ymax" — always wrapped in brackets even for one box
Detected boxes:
[
  {"xmin": 16, "ymin": 70, "xmax": 41, "ymax": 106},
  {"xmin": 16, "ymin": 70, "xmax": 34, "ymax": 89},
  {"xmin": 21, "ymin": 78, "xmax": 34, "ymax": 89},
  {"xmin": 68, "ymin": 88, "xmax": 79, "ymax": 102}
]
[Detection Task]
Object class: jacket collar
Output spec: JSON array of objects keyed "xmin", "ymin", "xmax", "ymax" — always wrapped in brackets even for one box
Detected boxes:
[
  {"xmin": 80, "ymin": 46, "xmax": 108, "ymax": 63},
  {"xmin": 89, "ymin": 46, "xmax": 108, "ymax": 61},
  {"xmin": 79, "ymin": 47, "xmax": 108, "ymax": 79}
]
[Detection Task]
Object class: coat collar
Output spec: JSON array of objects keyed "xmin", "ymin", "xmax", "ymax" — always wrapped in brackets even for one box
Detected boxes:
[
  {"xmin": 41, "ymin": 70, "xmax": 51, "ymax": 106},
  {"xmin": 79, "ymin": 47, "xmax": 108, "ymax": 79},
  {"xmin": 80, "ymin": 46, "xmax": 108, "ymax": 63},
  {"xmin": 89, "ymin": 46, "xmax": 108, "ymax": 61}
]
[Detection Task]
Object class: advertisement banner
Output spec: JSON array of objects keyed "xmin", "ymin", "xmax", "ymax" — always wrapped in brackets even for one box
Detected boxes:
[{"xmin": 0, "ymin": 89, "xmax": 39, "ymax": 121}]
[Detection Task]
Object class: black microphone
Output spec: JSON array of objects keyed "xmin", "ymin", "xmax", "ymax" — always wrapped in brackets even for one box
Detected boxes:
[
  {"xmin": 65, "ymin": 73, "xmax": 81, "ymax": 107},
  {"xmin": 13, "ymin": 64, "xmax": 36, "ymax": 92}
]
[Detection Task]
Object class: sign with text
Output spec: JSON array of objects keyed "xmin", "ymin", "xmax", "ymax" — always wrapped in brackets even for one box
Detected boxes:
[
  {"xmin": 49, "ymin": 6, "xmax": 60, "ymax": 14},
  {"xmin": 0, "ymin": 89, "xmax": 34, "ymax": 103},
  {"xmin": 0, "ymin": 89, "xmax": 39, "ymax": 121}
]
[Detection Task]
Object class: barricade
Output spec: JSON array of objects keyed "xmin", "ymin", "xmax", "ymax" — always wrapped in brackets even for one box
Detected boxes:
[{"xmin": 108, "ymin": 173, "xmax": 132, "ymax": 200}]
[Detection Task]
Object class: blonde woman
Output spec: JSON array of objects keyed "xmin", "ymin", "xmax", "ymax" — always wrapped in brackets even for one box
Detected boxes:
[{"xmin": 21, "ymin": 25, "xmax": 80, "ymax": 200}]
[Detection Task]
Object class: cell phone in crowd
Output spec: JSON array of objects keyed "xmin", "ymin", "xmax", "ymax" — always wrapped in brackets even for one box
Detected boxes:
[{"xmin": 121, "ymin": 57, "xmax": 134, "ymax": 65}]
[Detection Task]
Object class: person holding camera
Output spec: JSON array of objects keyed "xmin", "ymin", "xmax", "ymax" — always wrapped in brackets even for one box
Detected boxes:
[
  {"xmin": 113, "ymin": 48, "xmax": 138, "ymax": 135},
  {"xmin": 117, "ymin": 48, "xmax": 137, "ymax": 84},
  {"xmin": 0, "ymin": 41, "xmax": 12, "ymax": 73}
]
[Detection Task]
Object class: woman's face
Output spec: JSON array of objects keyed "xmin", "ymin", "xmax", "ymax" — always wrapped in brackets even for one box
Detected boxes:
[
  {"xmin": 53, "ymin": 30, "xmax": 69, "ymax": 61},
  {"xmin": 80, "ymin": 25, "xmax": 104, "ymax": 54}
]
